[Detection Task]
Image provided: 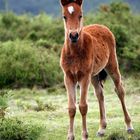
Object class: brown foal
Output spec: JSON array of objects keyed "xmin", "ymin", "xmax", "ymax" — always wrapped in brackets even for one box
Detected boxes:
[{"xmin": 60, "ymin": 0, "xmax": 134, "ymax": 139}]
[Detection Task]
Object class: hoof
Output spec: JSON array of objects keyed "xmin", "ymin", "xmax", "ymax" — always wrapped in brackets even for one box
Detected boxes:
[
  {"xmin": 82, "ymin": 137, "xmax": 88, "ymax": 140},
  {"xmin": 96, "ymin": 129, "xmax": 105, "ymax": 137},
  {"xmin": 82, "ymin": 132, "xmax": 88, "ymax": 140},
  {"xmin": 127, "ymin": 128, "xmax": 134, "ymax": 134},
  {"xmin": 68, "ymin": 135, "xmax": 75, "ymax": 140}
]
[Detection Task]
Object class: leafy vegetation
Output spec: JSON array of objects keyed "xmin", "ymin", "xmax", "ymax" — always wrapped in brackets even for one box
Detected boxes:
[
  {"xmin": 0, "ymin": 90, "xmax": 9, "ymax": 118},
  {"xmin": 0, "ymin": 40, "xmax": 63, "ymax": 88},
  {"xmin": 0, "ymin": 2, "xmax": 139, "ymax": 88},
  {"xmin": 85, "ymin": 2, "xmax": 140, "ymax": 71},
  {"xmin": 0, "ymin": 118, "xmax": 43, "ymax": 140},
  {"xmin": 0, "ymin": 3, "xmax": 139, "ymax": 139},
  {"xmin": 0, "ymin": 77, "xmax": 139, "ymax": 140}
]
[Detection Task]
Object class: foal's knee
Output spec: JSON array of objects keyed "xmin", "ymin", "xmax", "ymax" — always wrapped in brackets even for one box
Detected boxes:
[
  {"xmin": 68, "ymin": 108, "xmax": 76, "ymax": 118},
  {"xmin": 79, "ymin": 104, "xmax": 88, "ymax": 116}
]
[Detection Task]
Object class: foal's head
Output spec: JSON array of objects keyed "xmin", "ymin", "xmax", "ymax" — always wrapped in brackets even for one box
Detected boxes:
[{"xmin": 60, "ymin": 0, "xmax": 83, "ymax": 43}]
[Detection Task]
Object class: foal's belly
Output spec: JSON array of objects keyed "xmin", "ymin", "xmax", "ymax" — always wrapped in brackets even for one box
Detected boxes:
[
  {"xmin": 92, "ymin": 41, "xmax": 110, "ymax": 76},
  {"xmin": 92, "ymin": 52, "xmax": 109, "ymax": 76},
  {"xmin": 92, "ymin": 37, "xmax": 110, "ymax": 75}
]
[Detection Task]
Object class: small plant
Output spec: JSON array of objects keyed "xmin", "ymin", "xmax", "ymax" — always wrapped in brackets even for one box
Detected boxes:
[
  {"xmin": 16, "ymin": 100, "xmax": 33, "ymax": 111},
  {"xmin": 0, "ymin": 118, "xmax": 43, "ymax": 140},
  {"xmin": 44, "ymin": 102, "xmax": 57, "ymax": 111},
  {"xmin": 0, "ymin": 90, "xmax": 9, "ymax": 118},
  {"xmin": 35, "ymin": 98, "xmax": 57, "ymax": 112},
  {"xmin": 107, "ymin": 132, "xmax": 126, "ymax": 140}
]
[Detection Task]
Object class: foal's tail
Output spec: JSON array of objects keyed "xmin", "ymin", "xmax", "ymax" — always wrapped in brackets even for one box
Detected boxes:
[{"xmin": 99, "ymin": 69, "xmax": 108, "ymax": 82}]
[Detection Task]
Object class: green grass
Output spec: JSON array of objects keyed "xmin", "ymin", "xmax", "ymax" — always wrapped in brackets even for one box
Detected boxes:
[{"xmin": 2, "ymin": 75, "xmax": 140, "ymax": 140}]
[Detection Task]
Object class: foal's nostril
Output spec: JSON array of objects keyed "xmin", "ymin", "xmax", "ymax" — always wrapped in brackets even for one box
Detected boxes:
[
  {"xmin": 69, "ymin": 32, "xmax": 79, "ymax": 42},
  {"xmin": 75, "ymin": 33, "xmax": 79, "ymax": 39}
]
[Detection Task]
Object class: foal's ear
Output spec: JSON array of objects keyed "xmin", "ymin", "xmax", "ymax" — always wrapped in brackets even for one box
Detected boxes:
[
  {"xmin": 60, "ymin": 0, "xmax": 70, "ymax": 6},
  {"xmin": 60, "ymin": 0, "xmax": 83, "ymax": 6},
  {"xmin": 75, "ymin": 0, "xmax": 83, "ymax": 6}
]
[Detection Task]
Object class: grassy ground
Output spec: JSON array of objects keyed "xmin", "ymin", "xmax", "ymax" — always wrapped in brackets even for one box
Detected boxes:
[{"xmin": 3, "ymin": 75, "xmax": 140, "ymax": 140}]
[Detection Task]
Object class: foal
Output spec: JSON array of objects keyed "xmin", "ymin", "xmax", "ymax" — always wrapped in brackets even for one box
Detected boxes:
[{"xmin": 60, "ymin": 0, "xmax": 134, "ymax": 139}]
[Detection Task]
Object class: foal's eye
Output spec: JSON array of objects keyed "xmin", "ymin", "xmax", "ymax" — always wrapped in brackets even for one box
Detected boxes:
[
  {"xmin": 63, "ymin": 16, "xmax": 67, "ymax": 20},
  {"xmin": 79, "ymin": 15, "xmax": 82, "ymax": 19}
]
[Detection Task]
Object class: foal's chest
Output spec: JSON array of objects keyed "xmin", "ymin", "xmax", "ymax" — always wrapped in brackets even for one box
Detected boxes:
[
  {"xmin": 64, "ymin": 55, "xmax": 83, "ymax": 71},
  {"xmin": 61, "ymin": 50, "xmax": 93, "ymax": 75}
]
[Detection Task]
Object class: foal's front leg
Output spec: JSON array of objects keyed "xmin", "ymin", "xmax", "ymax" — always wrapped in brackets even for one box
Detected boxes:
[
  {"xmin": 64, "ymin": 74, "xmax": 76, "ymax": 140},
  {"xmin": 79, "ymin": 75, "xmax": 90, "ymax": 140}
]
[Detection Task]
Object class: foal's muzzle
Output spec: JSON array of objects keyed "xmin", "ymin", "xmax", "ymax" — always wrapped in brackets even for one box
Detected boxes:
[{"xmin": 69, "ymin": 32, "xmax": 79, "ymax": 43}]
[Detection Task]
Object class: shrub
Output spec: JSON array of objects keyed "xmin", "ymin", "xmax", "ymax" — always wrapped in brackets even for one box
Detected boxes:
[
  {"xmin": 107, "ymin": 132, "xmax": 125, "ymax": 140},
  {"xmin": 0, "ymin": 118, "xmax": 42, "ymax": 140},
  {"xmin": 0, "ymin": 90, "xmax": 9, "ymax": 118},
  {"xmin": 0, "ymin": 2, "xmax": 139, "ymax": 88},
  {"xmin": 85, "ymin": 2, "xmax": 140, "ymax": 71},
  {"xmin": 0, "ymin": 12, "xmax": 64, "ymax": 44},
  {"xmin": 0, "ymin": 40, "xmax": 63, "ymax": 88},
  {"xmin": 35, "ymin": 98, "xmax": 57, "ymax": 111}
]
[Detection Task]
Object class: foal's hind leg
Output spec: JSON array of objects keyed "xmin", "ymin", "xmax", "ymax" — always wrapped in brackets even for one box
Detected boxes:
[
  {"xmin": 91, "ymin": 76, "xmax": 107, "ymax": 136},
  {"xmin": 106, "ymin": 54, "xmax": 134, "ymax": 133}
]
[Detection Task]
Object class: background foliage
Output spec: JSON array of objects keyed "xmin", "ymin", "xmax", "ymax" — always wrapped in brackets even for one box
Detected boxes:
[
  {"xmin": 0, "ymin": 2, "xmax": 139, "ymax": 88},
  {"xmin": 0, "ymin": 2, "xmax": 140, "ymax": 140},
  {"xmin": 0, "ymin": 118, "xmax": 42, "ymax": 140}
]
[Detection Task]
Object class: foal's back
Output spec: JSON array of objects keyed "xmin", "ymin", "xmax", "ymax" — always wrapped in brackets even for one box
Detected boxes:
[
  {"xmin": 84, "ymin": 24, "xmax": 116, "ymax": 52},
  {"xmin": 83, "ymin": 24, "xmax": 116, "ymax": 75}
]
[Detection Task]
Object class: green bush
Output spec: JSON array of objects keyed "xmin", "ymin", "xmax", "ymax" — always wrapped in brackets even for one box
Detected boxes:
[
  {"xmin": 0, "ymin": 40, "xmax": 63, "ymax": 88},
  {"xmin": 0, "ymin": 118, "xmax": 42, "ymax": 140},
  {"xmin": 107, "ymin": 132, "xmax": 125, "ymax": 140},
  {"xmin": 106, "ymin": 132, "xmax": 140, "ymax": 140},
  {"xmin": 35, "ymin": 98, "xmax": 57, "ymax": 111},
  {"xmin": 85, "ymin": 2, "xmax": 140, "ymax": 71},
  {"xmin": 0, "ymin": 91, "xmax": 8, "ymax": 109},
  {"xmin": 0, "ymin": 91, "xmax": 9, "ymax": 118},
  {"xmin": 0, "ymin": 2, "xmax": 139, "ymax": 88},
  {"xmin": 0, "ymin": 12, "xmax": 64, "ymax": 44}
]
